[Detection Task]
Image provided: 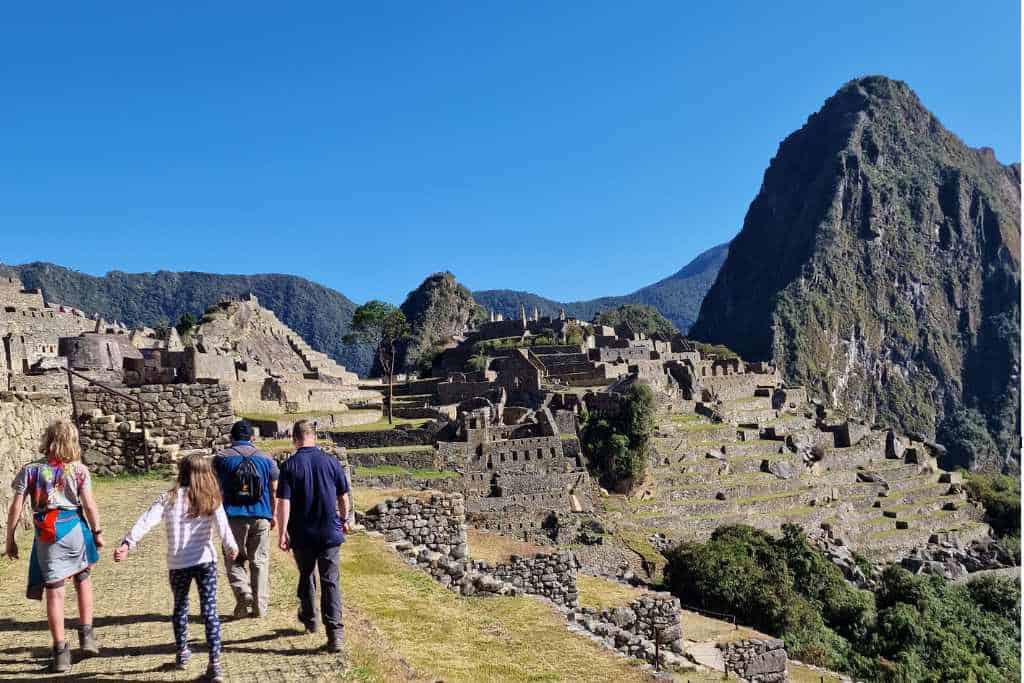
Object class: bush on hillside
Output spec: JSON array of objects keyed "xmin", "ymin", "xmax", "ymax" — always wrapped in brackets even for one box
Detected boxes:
[
  {"xmin": 664, "ymin": 524, "xmax": 1021, "ymax": 681},
  {"xmin": 594, "ymin": 304, "xmax": 677, "ymax": 336}
]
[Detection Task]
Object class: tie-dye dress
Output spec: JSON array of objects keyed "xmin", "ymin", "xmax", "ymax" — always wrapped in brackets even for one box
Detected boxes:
[{"xmin": 11, "ymin": 459, "xmax": 99, "ymax": 600}]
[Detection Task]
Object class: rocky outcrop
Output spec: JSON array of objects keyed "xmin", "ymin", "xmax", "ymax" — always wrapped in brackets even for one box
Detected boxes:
[
  {"xmin": 399, "ymin": 272, "xmax": 484, "ymax": 374},
  {"xmin": 691, "ymin": 76, "xmax": 1020, "ymax": 473},
  {"xmin": 900, "ymin": 536, "xmax": 1016, "ymax": 581}
]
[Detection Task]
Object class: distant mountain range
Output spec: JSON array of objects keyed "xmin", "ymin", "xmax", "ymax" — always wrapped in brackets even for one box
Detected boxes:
[
  {"xmin": 1, "ymin": 243, "xmax": 729, "ymax": 377},
  {"xmin": 473, "ymin": 241, "xmax": 729, "ymax": 332}
]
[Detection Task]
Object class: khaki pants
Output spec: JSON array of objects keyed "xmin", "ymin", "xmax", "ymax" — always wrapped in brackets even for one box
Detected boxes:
[{"xmin": 225, "ymin": 517, "xmax": 272, "ymax": 615}]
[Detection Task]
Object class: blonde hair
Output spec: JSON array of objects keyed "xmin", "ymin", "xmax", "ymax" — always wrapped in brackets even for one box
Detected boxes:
[
  {"xmin": 40, "ymin": 419, "xmax": 81, "ymax": 464},
  {"xmin": 169, "ymin": 453, "xmax": 222, "ymax": 517},
  {"xmin": 292, "ymin": 419, "xmax": 316, "ymax": 443}
]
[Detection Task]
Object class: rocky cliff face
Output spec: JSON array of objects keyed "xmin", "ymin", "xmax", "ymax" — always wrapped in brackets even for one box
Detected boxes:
[
  {"xmin": 691, "ymin": 76, "xmax": 1020, "ymax": 472},
  {"xmin": 399, "ymin": 272, "xmax": 484, "ymax": 373}
]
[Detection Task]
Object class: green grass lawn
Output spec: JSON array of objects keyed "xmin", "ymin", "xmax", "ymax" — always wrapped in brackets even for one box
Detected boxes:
[
  {"xmin": 239, "ymin": 408, "xmax": 381, "ymax": 422},
  {"xmin": 342, "ymin": 533, "xmax": 654, "ymax": 682},
  {"xmin": 347, "ymin": 445, "xmax": 435, "ymax": 455},
  {"xmin": 330, "ymin": 416, "xmax": 433, "ymax": 433},
  {"xmin": 356, "ymin": 464, "xmax": 458, "ymax": 481}
]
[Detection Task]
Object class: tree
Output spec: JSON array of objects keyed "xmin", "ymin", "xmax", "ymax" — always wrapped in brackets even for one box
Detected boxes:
[
  {"xmin": 580, "ymin": 383, "xmax": 656, "ymax": 492},
  {"xmin": 345, "ymin": 301, "xmax": 411, "ymax": 424},
  {"xmin": 175, "ymin": 312, "xmax": 197, "ymax": 347},
  {"xmin": 594, "ymin": 304, "xmax": 677, "ymax": 336}
]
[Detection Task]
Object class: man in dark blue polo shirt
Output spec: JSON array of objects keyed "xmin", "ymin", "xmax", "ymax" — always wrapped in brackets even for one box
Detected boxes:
[
  {"xmin": 275, "ymin": 419, "xmax": 350, "ymax": 653},
  {"xmin": 213, "ymin": 420, "xmax": 279, "ymax": 619}
]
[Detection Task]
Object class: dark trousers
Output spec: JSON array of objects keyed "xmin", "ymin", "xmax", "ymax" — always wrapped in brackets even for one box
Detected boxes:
[
  {"xmin": 293, "ymin": 544, "xmax": 342, "ymax": 637},
  {"xmin": 168, "ymin": 562, "xmax": 221, "ymax": 660}
]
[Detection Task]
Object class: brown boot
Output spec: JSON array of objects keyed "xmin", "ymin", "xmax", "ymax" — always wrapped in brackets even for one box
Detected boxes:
[
  {"xmin": 51, "ymin": 641, "xmax": 71, "ymax": 673},
  {"xmin": 78, "ymin": 624, "xmax": 100, "ymax": 657}
]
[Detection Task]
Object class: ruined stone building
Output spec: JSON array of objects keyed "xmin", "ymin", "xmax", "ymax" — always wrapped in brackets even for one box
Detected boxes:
[
  {"xmin": 437, "ymin": 405, "xmax": 592, "ymax": 537},
  {"xmin": 188, "ymin": 295, "xmax": 377, "ymax": 414}
]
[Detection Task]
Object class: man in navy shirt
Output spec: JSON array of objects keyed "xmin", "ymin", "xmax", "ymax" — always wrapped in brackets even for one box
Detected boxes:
[
  {"xmin": 275, "ymin": 419, "xmax": 350, "ymax": 653},
  {"xmin": 213, "ymin": 420, "xmax": 279, "ymax": 619}
]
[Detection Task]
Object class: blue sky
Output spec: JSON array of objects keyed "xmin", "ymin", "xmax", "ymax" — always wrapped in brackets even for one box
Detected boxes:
[{"xmin": 1, "ymin": 2, "xmax": 1019, "ymax": 305}]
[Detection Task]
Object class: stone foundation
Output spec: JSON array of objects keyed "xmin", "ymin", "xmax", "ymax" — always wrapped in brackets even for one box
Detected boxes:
[
  {"xmin": 719, "ymin": 638, "xmax": 789, "ymax": 682},
  {"xmin": 568, "ymin": 593, "xmax": 685, "ymax": 665}
]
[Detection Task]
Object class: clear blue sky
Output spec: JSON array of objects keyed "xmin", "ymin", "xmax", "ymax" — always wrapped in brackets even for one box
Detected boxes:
[{"xmin": 1, "ymin": 2, "xmax": 1019, "ymax": 305}]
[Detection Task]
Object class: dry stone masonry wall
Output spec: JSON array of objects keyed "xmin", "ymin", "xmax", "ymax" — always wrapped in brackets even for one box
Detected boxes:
[
  {"xmin": 718, "ymin": 638, "xmax": 789, "ymax": 682},
  {"xmin": 0, "ymin": 392, "xmax": 70, "ymax": 537},
  {"xmin": 567, "ymin": 593, "xmax": 685, "ymax": 666},
  {"xmin": 75, "ymin": 383, "xmax": 234, "ymax": 474}
]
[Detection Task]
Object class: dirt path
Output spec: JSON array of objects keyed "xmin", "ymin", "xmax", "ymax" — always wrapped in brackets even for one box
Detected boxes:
[{"xmin": 0, "ymin": 477, "xmax": 351, "ymax": 682}]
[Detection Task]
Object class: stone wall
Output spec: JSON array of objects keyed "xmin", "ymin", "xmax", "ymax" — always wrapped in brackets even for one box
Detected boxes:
[
  {"xmin": 75, "ymin": 383, "xmax": 234, "ymax": 474},
  {"xmin": 361, "ymin": 494, "xmax": 469, "ymax": 557},
  {"xmin": 719, "ymin": 638, "xmax": 789, "ymax": 682},
  {"xmin": 486, "ymin": 551, "xmax": 579, "ymax": 607},
  {"xmin": 0, "ymin": 392, "xmax": 71, "ymax": 538},
  {"xmin": 359, "ymin": 493, "xmax": 579, "ymax": 606},
  {"xmin": 568, "ymin": 592, "xmax": 685, "ymax": 666}
]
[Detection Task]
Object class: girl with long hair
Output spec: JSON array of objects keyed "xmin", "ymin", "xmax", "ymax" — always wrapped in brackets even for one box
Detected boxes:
[
  {"xmin": 4, "ymin": 418, "xmax": 105, "ymax": 673},
  {"xmin": 114, "ymin": 453, "xmax": 238, "ymax": 682}
]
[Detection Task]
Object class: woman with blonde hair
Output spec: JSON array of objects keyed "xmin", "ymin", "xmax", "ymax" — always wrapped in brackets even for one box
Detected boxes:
[
  {"xmin": 114, "ymin": 452, "xmax": 238, "ymax": 683},
  {"xmin": 4, "ymin": 418, "xmax": 105, "ymax": 673}
]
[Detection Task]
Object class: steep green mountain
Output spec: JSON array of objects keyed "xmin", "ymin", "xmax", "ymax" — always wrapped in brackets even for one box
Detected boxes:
[
  {"xmin": 690, "ymin": 76, "xmax": 1021, "ymax": 472},
  {"xmin": 399, "ymin": 271, "xmax": 485, "ymax": 372},
  {"xmin": 2, "ymin": 262, "xmax": 374, "ymax": 375},
  {"xmin": 474, "ymin": 241, "xmax": 729, "ymax": 332}
]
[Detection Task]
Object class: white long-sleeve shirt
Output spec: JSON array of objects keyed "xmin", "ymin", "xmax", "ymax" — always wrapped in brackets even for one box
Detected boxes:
[{"xmin": 123, "ymin": 489, "xmax": 238, "ymax": 570}]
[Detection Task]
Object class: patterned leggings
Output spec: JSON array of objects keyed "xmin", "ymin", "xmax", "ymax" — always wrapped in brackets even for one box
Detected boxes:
[{"xmin": 168, "ymin": 562, "xmax": 221, "ymax": 660}]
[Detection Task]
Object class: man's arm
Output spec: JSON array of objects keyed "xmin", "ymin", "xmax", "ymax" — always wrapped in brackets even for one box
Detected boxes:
[
  {"xmin": 276, "ymin": 498, "xmax": 291, "ymax": 551},
  {"xmin": 337, "ymin": 493, "xmax": 351, "ymax": 533},
  {"xmin": 269, "ymin": 479, "xmax": 278, "ymax": 529}
]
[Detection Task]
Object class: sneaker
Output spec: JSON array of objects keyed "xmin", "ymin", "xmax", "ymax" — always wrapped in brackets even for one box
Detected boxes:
[
  {"xmin": 206, "ymin": 660, "xmax": 224, "ymax": 682},
  {"xmin": 326, "ymin": 633, "xmax": 344, "ymax": 653},
  {"xmin": 233, "ymin": 596, "xmax": 253, "ymax": 619},
  {"xmin": 175, "ymin": 649, "xmax": 192, "ymax": 671},
  {"xmin": 50, "ymin": 641, "xmax": 71, "ymax": 673}
]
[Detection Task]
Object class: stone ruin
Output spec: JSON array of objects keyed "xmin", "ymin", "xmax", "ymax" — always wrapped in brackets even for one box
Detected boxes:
[
  {"xmin": 358, "ymin": 492, "xmax": 687, "ymax": 667},
  {"xmin": 183, "ymin": 295, "xmax": 377, "ymax": 415},
  {"xmin": 0, "ymin": 276, "xmax": 380, "ymax": 480}
]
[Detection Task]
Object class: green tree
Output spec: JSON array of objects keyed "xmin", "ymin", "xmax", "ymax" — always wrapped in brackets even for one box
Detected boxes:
[
  {"xmin": 580, "ymin": 383, "xmax": 656, "ymax": 492},
  {"xmin": 594, "ymin": 304, "xmax": 677, "ymax": 336},
  {"xmin": 175, "ymin": 312, "xmax": 197, "ymax": 347},
  {"xmin": 345, "ymin": 301, "xmax": 411, "ymax": 424}
]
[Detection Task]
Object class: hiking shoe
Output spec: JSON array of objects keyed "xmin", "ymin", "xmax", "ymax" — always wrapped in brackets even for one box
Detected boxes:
[
  {"xmin": 175, "ymin": 649, "xmax": 192, "ymax": 670},
  {"xmin": 205, "ymin": 660, "xmax": 224, "ymax": 682},
  {"xmin": 297, "ymin": 609, "xmax": 318, "ymax": 633},
  {"xmin": 233, "ymin": 596, "xmax": 254, "ymax": 619},
  {"xmin": 51, "ymin": 641, "xmax": 71, "ymax": 673},
  {"xmin": 78, "ymin": 624, "xmax": 100, "ymax": 657},
  {"xmin": 326, "ymin": 633, "xmax": 344, "ymax": 653}
]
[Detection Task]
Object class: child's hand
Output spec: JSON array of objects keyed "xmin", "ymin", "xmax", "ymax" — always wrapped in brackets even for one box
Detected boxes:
[
  {"xmin": 278, "ymin": 532, "xmax": 290, "ymax": 552},
  {"xmin": 113, "ymin": 543, "xmax": 129, "ymax": 563}
]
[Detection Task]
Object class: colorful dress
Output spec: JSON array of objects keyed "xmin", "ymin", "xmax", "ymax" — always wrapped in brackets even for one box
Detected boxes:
[{"xmin": 11, "ymin": 459, "xmax": 99, "ymax": 600}]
